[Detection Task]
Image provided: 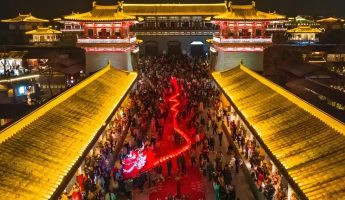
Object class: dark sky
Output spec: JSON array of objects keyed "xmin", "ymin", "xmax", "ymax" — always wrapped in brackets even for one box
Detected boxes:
[{"xmin": 1, "ymin": 0, "xmax": 345, "ymax": 20}]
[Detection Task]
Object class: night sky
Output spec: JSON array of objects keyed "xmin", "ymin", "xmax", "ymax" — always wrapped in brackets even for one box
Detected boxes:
[{"xmin": 1, "ymin": 0, "xmax": 345, "ymax": 20}]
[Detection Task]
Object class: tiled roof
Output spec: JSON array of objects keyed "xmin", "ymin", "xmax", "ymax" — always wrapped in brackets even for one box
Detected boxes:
[
  {"xmin": 63, "ymin": 4, "xmax": 137, "ymax": 22},
  {"xmin": 287, "ymin": 26, "xmax": 322, "ymax": 33},
  {"xmin": 213, "ymin": 65, "xmax": 345, "ymax": 200},
  {"xmin": 2, "ymin": 14, "xmax": 48, "ymax": 23},
  {"xmin": 0, "ymin": 65, "xmax": 137, "ymax": 199},
  {"xmin": 212, "ymin": 2, "xmax": 286, "ymax": 21},
  {"xmin": 25, "ymin": 27, "xmax": 62, "ymax": 35}
]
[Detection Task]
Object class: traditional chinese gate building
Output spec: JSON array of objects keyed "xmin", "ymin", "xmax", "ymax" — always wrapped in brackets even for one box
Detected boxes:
[
  {"xmin": 57, "ymin": 1, "xmax": 141, "ymax": 74},
  {"xmin": 209, "ymin": 1, "xmax": 286, "ymax": 71}
]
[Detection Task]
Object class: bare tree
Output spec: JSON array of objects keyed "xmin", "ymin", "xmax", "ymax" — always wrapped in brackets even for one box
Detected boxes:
[{"xmin": 39, "ymin": 52, "xmax": 57, "ymax": 98}]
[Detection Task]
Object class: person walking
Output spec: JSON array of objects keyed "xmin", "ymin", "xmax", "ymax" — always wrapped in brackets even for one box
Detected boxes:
[
  {"xmin": 157, "ymin": 165, "xmax": 165, "ymax": 182},
  {"xmin": 180, "ymin": 155, "xmax": 186, "ymax": 174},
  {"xmin": 223, "ymin": 164, "xmax": 232, "ymax": 185},
  {"xmin": 207, "ymin": 118, "xmax": 212, "ymax": 132},
  {"xmin": 190, "ymin": 147, "xmax": 196, "ymax": 167},
  {"xmin": 212, "ymin": 121, "xmax": 217, "ymax": 135},
  {"xmin": 209, "ymin": 135, "xmax": 215, "ymax": 151},
  {"xmin": 213, "ymin": 181, "xmax": 221, "ymax": 200},
  {"xmin": 167, "ymin": 159, "xmax": 173, "ymax": 177},
  {"xmin": 218, "ymin": 131, "xmax": 223, "ymax": 146},
  {"xmin": 206, "ymin": 159, "xmax": 215, "ymax": 181}
]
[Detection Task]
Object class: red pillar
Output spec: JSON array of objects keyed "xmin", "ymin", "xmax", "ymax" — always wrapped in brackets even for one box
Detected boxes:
[
  {"xmin": 234, "ymin": 22, "xmax": 238, "ymax": 38},
  {"xmin": 111, "ymin": 23, "xmax": 115, "ymax": 38},
  {"xmin": 252, "ymin": 22, "xmax": 256, "ymax": 37},
  {"xmin": 93, "ymin": 23, "xmax": 97, "ymax": 38},
  {"xmin": 83, "ymin": 23, "xmax": 87, "ymax": 37}
]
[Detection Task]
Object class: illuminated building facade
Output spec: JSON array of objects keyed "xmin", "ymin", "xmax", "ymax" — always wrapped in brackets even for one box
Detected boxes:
[
  {"xmin": 317, "ymin": 17, "xmax": 345, "ymax": 30},
  {"xmin": 57, "ymin": 1, "xmax": 140, "ymax": 73},
  {"xmin": 25, "ymin": 26, "xmax": 62, "ymax": 46},
  {"xmin": 209, "ymin": 1, "xmax": 286, "ymax": 71},
  {"xmin": 287, "ymin": 26, "xmax": 322, "ymax": 44},
  {"xmin": 1, "ymin": 13, "xmax": 49, "ymax": 44},
  {"xmin": 123, "ymin": 3, "xmax": 224, "ymax": 56},
  {"xmin": 1, "ymin": 13, "xmax": 49, "ymax": 31},
  {"xmin": 285, "ymin": 15, "xmax": 320, "ymax": 29}
]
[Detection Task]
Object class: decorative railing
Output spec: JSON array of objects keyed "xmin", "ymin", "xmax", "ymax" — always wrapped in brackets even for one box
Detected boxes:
[
  {"xmin": 288, "ymin": 38, "xmax": 319, "ymax": 42},
  {"xmin": 265, "ymin": 27, "xmax": 287, "ymax": 31},
  {"xmin": 30, "ymin": 39, "xmax": 60, "ymax": 43},
  {"xmin": 77, "ymin": 36, "xmax": 137, "ymax": 44},
  {"xmin": 213, "ymin": 36, "xmax": 272, "ymax": 44},
  {"xmin": 135, "ymin": 30, "xmax": 215, "ymax": 36},
  {"xmin": 60, "ymin": 28, "xmax": 84, "ymax": 32}
]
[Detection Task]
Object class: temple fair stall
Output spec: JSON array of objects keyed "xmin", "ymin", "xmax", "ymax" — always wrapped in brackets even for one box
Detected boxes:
[
  {"xmin": 212, "ymin": 64, "xmax": 345, "ymax": 200},
  {"xmin": 0, "ymin": 63, "xmax": 137, "ymax": 200},
  {"xmin": 61, "ymin": 93, "xmax": 135, "ymax": 199},
  {"xmin": 0, "ymin": 51, "xmax": 29, "ymax": 77}
]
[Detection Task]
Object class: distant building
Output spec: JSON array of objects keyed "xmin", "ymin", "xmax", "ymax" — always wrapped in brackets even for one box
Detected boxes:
[
  {"xmin": 25, "ymin": 26, "xmax": 62, "ymax": 46},
  {"xmin": 285, "ymin": 15, "xmax": 320, "ymax": 29},
  {"xmin": 1, "ymin": 13, "xmax": 49, "ymax": 31},
  {"xmin": 1, "ymin": 13, "xmax": 49, "ymax": 45},
  {"xmin": 123, "ymin": 2, "xmax": 224, "ymax": 56},
  {"xmin": 317, "ymin": 17, "xmax": 345, "ymax": 30},
  {"xmin": 208, "ymin": 1, "xmax": 286, "ymax": 71},
  {"xmin": 286, "ymin": 25, "xmax": 322, "ymax": 44},
  {"xmin": 57, "ymin": 1, "xmax": 140, "ymax": 73}
]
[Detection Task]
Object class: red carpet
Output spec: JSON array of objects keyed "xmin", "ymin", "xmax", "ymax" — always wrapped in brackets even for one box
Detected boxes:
[
  {"xmin": 149, "ymin": 165, "xmax": 206, "ymax": 200},
  {"xmin": 149, "ymin": 78, "xmax": 205, "ymax": 200}
]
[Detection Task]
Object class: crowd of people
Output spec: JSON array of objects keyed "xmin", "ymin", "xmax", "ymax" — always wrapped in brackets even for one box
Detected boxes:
[
  {"xmin": 226, "ymin": 116, "xmax": 287, "ymax": 200},
  {"xmin": 60, "ymin": 53, "xmax": 287, "ymax": 200}
]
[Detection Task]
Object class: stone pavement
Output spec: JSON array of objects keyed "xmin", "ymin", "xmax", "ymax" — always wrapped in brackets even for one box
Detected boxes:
[{"xmin": 200, "ymin": 109, "xmax": 256, "ymax": 200}]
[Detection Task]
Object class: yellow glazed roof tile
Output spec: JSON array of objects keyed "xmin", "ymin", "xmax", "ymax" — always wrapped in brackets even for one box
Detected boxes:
[
  {"xmin": 2, "ymin": 13, "xmax": 49, "ymax": 23},
  {"xmin": 212, "ymin": 65, "xmax": 345, "ymax": 200},
  {"xmin": 0, "ymin": 65, "xmax": 137, "ymax": 199},
  {"xmin": 212, "ymin": 2, "xmax": 286, "ymax": 21}
]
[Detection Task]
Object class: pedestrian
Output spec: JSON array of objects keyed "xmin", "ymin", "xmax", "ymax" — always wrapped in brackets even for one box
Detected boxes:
[
  {"xmin": 235, "ymin": 156, "xmax": 240, "ymax": 174},
  {"xmin": 212, "ymin": 121, "xmax": 217, "ymax": 135},
  {"xmin": 206, "ymin": 159, "xmax": 215, "ymax": 181},
  {"xmin": 148, "ymin": 170, "xmax": 156, "ymax": 187},
  {"xmin": 213, "ymin": 181, "xmax": 221, "ymax": 200},
  {"xmin": 223, "ymin": 164, "xmax": 232, "ymax": 185},
  {"xmin": 190, "ymin": 147, "xmax": 196, "ymax": 167},
  {"xmin": 209, "ymin": 135, "xmax": 215, "ymax": 151},
  {"xmin": 167, "ymin": 159, "xmax": 173, "ymax": 177},
  {"xmin": 218, "ymin": 131, "xmax": 223, "ymax": 146},
  {"xmin": 207, "ymin": 118, "xmax": 212, "ymax": 132},
  {"xmin": 180, "ymin": 155, "xmax": 186, "ymax": 174},
  {"xmin": 156, "ymin": 165, "xmax": 165, "ymax": 182},
  {"xmin": 138, "ymin": 172, "xmax": 146, "ymax": 192}
]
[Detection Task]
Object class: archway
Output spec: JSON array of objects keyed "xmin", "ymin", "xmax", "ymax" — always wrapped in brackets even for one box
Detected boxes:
[
  {"xmin": 190, "ymin": 41, "xmax": 205, "ymax": 57},
  {"xmin": 168, "ymin": 41, "xmax": 181, "ymax": 55},
  {"xmin": 145, "ymin": 41, "xmax": 158, "ymax": 56}
]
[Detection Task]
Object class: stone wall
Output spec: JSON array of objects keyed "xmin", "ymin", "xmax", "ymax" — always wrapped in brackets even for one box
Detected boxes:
[
  {"xmin": 215, "ymin": 51, "xmax": 264, "ymax": 71},
  {"xmin": 85, "ymin": 51, "xmax": 133, "ymax": 74}
]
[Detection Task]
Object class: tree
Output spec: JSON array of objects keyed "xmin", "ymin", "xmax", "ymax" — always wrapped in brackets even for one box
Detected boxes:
[{"xmin": 39, "ymin": 52, "xmax": 57, "ymax": 98}]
